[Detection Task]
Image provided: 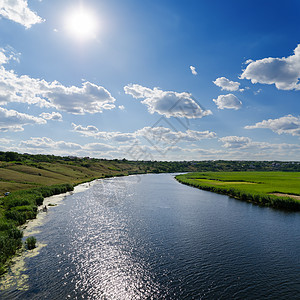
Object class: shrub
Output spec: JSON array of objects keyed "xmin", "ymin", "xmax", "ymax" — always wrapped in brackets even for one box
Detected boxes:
[{"xmin": 25, "ymin": 236, "xmax": 37, "ymax": 250}]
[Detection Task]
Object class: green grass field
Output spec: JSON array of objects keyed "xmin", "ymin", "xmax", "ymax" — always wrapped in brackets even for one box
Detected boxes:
[{"xmin": 176, "ymin": 172, "xmax": 300, "ymax": 211}]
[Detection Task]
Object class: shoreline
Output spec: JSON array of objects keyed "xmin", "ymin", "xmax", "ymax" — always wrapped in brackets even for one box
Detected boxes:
[
  {"xmin": 0, "ymin": 178, "xmax": 102, "ymax": 291},
  {"xmin": 175, "ymin": 174, "xmax": 300, "ymax": 212}
]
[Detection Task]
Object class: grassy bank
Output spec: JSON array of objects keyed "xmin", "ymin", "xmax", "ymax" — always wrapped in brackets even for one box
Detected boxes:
[
  {"xmin": 0, "ymin": 183, "xmax": 73, "ymax": 275},
  {"xmin": 176, "ymin": 172, "xmax": 300, "ymax": 211}
]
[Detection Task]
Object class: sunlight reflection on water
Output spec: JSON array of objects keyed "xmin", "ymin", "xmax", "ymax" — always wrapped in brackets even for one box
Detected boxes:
[{"xmin": 67, "ymin": 176, "xmax": 163, "ymax": 299}]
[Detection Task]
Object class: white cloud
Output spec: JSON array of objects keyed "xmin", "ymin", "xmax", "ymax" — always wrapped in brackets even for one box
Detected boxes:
[
  {"xmin": 0, "ymin": 137, "xmax": 11, "ymax": 144},
  {"xmin": 213, "ymin": 94, "xmax": 242, "ymax": 110},
  {"xmin": 0, "ymin": 106, "xmax": 46, "ymax": 132},
  {"xmin": 241, "ymin": 44, "xmax": 300, "ymax": 90},
  {"xmin": 72, "ymin": 123, "xmax": 98, "ymax": 133},
  {"xmin": 72, "ymin": 123, "xmax": 136, "ymax": 142},
  {"xmin": 72, "ymin": 123, "xmax": 217, "ymax": 144},
  {"xmin": 217, "ymin": 135, "xmax": 300, "ymax": 160},
  {"xmin": 11, "ymin": 135, "xmax": 300, "ymax": 161},
  {"xmin": 19, "ymin": 137, "xmax": 82, "ymax": 150},
  {"xmin": 213, "ymin": 77, "xmax": 240, "ymax": 91},
  {"xmin": 244, "ymin": 59, "xmax": 254, "ymax": 65},
  {"xmin": 118, "ymin": 105, "xmax": 125, "ymax": 110},
  {"xmin": 124, "ymin": 84, "xmax": 212, "ymax": 119},
  {"xmin": 245, "ymin": 115, "xmax": 300, "ymax": 136},
  {"xmin": 136, "ymin": 126, "xmax": 216, "ymax": 143},
  {"xmin": 0, "ymin": 66, "xmax": 116, "ymax": 114},
  {"xmin": 0, "ymin": 49, "xmax": 8, "ymax": 65},
  {"xmin": 190, "ymin": 65, "xmax": 197, "ymax": 75},
  {"xmin": 39, "ymin": 112, "xmax": 62, "ymax": 121},
  {"xmin": 17, "ymin": 137, "xmax": 120, "ymax": 158},
  {"xmin": 0, "ymin": 0, "xmax": 44, "ymax": 28},
  {"xmin": 124, "ymin": 84, "xmax": 154, "ymax": 99},
  {"xmin": 84, "ymin": 143, "xmax": 115, "ymax": 152},
  {"xmin": 45, "ymin": 81, "xmax": 116, "ymax": 114},
  {"xmin": 0, "ymin": 47, "xmax": 20, "ymax": 65},
  {"xmin": 219, "ymin": 136, "xmax": 252, "ymax": 149}
]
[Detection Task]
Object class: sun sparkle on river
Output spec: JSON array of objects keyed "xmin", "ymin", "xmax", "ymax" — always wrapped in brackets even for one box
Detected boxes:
[{"xmin": 64, "ymin": 7, "xmax": 98, "ymax": 41}]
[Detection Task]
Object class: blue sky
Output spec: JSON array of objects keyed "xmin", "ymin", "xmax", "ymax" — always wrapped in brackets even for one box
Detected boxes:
[{"xmin": 0, "ymin": 0, "xmax": 300, "ymax": 161}]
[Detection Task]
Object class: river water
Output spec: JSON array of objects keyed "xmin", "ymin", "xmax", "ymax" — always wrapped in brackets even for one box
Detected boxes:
[{"xmin": 0, "ymin": 174, "xmax": 299, "ymax": 299}]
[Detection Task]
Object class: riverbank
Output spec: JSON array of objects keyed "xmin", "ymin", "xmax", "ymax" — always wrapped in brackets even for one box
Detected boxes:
[
  {"xmin": 0, "ymin": 173, "xmax": 129, "ymax": 276},
  {"xmin": 0, "ymin": 180, "xmax": 101, "ymax": 290},
  {"xmin": 175, "ymin": 172, "xmax": 300, "ymax": 211},
  {"xmin": 0, "ymin": 183, "xmax": 75, "ymax": 275},
  {"xmin": 0, "ymin": 171, "xmax": 155, "ymax": 276}
]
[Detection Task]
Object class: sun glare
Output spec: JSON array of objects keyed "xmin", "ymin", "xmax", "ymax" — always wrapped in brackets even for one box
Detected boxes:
[{"xmin": 65, "ymin": 8, "xmax": 98, "ymax": 41}]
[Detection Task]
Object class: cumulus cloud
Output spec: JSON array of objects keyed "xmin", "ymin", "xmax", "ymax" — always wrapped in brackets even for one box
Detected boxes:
[
  {"xmin": 124, "ymin": 84, "xmax": 154, "ymax": 99},
  {"xmin": 124, "ymin": 84, "xmax": 212, "ymax": 119},
  {"xmin": 72, "ymin": 123, "xmax": 136, "ymax": 142},
  {"xmin": 118, "ymin": 105, "xmax": 125, "ymax": 110},
  {"xmin": 245, "ymin": 115, "xmax": 300, "ymax": 136},
  {"xmin": 190, "ymin": 65, "xmax": 197, "ymax": 75},
  {"xmin": 213, "ymin": 94, "xmax": 242, "ymax": 110},
  {"xmin": 136, "ymin": 127, "xmax": 216, "ymax": 143},
  {"xmin": 241, "ymin": 44, "xmax": 300, "ymax": 90},
  {"xmin": 219, "ymin": 136, "xmax": 252, "ymax": 149},
  {"xmin": 0, "ymin": 66, "xmax": 116, "ymax": 114},
  {"xmin": 72, "ymin": 123, "xmax": 98, "ymax": 133},
  {"xmin": 219, "ymin": 135, "xmax": 300, "ymax": 161},
  {"xmin": 72, "ymin": 123, "xmax": 217, "ymax": 144},
  {"xmin": 0, "ymin": 106, "xmax": 46, "ymax": 132},
  {"xmin": 213, "ymin": 77, "xmax": 240, "ymax": 91},
  {"xmin": 18, "ymin": 137, "xmax": 119, "ymax": 157},
  {"xmin": 45, "ymin": 81, "xmax": 116, "ymax": 114},
  {"xmin": 39, "ymin": 112, "xmax": 62, "ymax": 121},
  {"xmin": 0, "ymin": 0, "xmax": 44, "ymax": 28},
  {"xmin": 19, "ymin": 137, "xmax": 82, "ymax": 150}
]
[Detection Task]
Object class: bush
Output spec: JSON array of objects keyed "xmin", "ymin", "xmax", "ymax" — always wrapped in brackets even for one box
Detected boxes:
[
  {"xmin": 0, "ymin": 224, "xmax": 23, "ymax": 274},
  {"xmin": 25, "ymin": 236, "xmax": 37, "ymax": 250}
]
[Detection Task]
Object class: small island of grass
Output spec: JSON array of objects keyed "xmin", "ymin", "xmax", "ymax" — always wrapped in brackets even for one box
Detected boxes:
[{"xmin": 176, "ymin": 172, "xmax": 300, "ymax": 211}]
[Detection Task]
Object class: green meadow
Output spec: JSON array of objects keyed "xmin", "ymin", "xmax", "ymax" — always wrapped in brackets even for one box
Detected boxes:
[{"xmin": 176, "ymin": 172, "xmax": 300, "ymax": 211}]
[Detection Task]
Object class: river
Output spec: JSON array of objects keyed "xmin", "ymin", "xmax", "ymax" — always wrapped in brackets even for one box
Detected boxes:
[{"xmin": 0, "ymin": 174, "xmax": 299, "ymax": 299}]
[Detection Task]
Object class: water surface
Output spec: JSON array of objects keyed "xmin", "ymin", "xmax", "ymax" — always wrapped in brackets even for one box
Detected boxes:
[{"xmin": 1, "ymin": 174, "xmax": 299, "ymax": 299}]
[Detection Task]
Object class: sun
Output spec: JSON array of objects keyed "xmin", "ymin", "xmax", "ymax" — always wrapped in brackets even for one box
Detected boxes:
[{"xmin": 65, "ymin": 7, "xmax": 98, "ymax": 41}]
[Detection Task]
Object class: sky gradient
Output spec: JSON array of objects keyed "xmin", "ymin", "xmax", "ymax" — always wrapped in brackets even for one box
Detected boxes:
[{"xmin": 0, "ymin": 0, "xmax": 300, "ymax": 161}]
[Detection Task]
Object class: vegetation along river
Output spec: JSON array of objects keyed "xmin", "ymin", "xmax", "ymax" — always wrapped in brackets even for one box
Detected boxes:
[{"xmin": 0, "ymin": 174, "xmax": 299, "ymax": 299}]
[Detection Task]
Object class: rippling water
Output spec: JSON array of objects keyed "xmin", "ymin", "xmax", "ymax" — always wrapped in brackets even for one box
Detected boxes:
[{"xmin": 1, "ymin": 174, "xmax": 299, "ymax": 299}]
